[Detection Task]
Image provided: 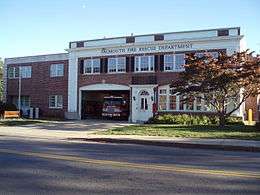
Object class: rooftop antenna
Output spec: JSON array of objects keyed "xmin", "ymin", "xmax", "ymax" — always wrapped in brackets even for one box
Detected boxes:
[{"xmin": 131, "ymin": 33, "xmax": 134, "ymax": 36}]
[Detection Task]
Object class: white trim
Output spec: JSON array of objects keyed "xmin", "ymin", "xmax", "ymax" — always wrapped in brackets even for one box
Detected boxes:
[
  {"xmin": 107, "ymin": 57, "xmax": 126, "ymax": 73},
  {"xmin": 130, "ymin": 84, "xmax": 158, "ymax": 88},
  {"xmin": 67, "ymin": 52, "xmax": 78, "ymax": 113},
  {"xmin": 134, "ymin": 55, "xmax": 154, "ymax": 72},
  {"xmin": 79, "ymin": 83, "xmax": 130, "ymax": 91},
  {"xmin": 158, "ymin": 85, "xmax": 214, "ymax": 112},
  {"xmin": 164, "ymin": 53, "xmax": 185, "ymax": 72},
  {"xmin": 83, "ymin": 58, "xmax": 101, "ymax": 74},
  {"xmin": 50, "ymin": 63, "xmax": 64, "ymax": 77},
  {"xmin": 68, "ymin": 36, "xmax": 244, "ymax": 53}
]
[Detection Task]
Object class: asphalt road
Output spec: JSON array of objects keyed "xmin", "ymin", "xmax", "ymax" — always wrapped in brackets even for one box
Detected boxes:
[{"xmin": 0, "ymin": 136, "xmax": 260, "ymax": 195}]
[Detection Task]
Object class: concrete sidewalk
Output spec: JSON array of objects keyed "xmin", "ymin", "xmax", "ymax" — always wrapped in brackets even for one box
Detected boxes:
[{"xmin": 0, "ymin": 120, "xmax": 260, "ymax": 152}]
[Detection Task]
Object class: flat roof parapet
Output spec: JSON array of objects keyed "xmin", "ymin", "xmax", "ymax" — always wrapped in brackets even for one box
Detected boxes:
[
  {"xmin": 5, "ymin": 53, "xmax": 68, "ymax": 64},
  {"xmin": 70, "ymin": 27, "xmax": 241, "ymax": 49}
]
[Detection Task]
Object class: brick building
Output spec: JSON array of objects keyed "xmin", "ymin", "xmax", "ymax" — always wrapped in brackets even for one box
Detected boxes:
[{"xmin": 3, "ymin": 27, "xmax": 260, "ymax": 122}]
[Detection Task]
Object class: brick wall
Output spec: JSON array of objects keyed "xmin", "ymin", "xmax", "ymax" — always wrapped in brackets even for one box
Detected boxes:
[
  {"xmin": 245, "ymin": 96, "xmax": 259, "ymax": 122},
  {"xmin": 6, "ymin": 60, "xmax": 68, "ymax": 118}
]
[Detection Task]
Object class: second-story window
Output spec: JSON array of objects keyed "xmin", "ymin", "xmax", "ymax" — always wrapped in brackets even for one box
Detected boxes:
[
  {"xmin": 8, "ymin": 67, "xmax": 19, "ymax": 78},
  {"xmin": 20, "ymin": 66, "xmax": 32, "ymax": 78},
  {"xmin": 84, "ymin": 58, "xmax": 100, "ymax": 74},
  {"xmin": 108, "ymin": 57, "xmax": 126, "ymax": 73},
  {"xmin": 135, "ymin": 56, "xmax": 154, "ymax": 72},
  {"xmin": 50, "ymin": 64, "xmax": 64, "ymax": 77},
  {"xmin": 8, "ymin": 66, "xmax": 32, "ymax": 78},
  {"xmin": 164, "ymin": 54, "xmax": 185, "ymax": 72}
]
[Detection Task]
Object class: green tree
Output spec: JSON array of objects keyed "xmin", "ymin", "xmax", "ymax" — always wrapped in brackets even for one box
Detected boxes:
[{"xmin": 172, "ymin": 50, "xmax": 260, "ymax": 127}]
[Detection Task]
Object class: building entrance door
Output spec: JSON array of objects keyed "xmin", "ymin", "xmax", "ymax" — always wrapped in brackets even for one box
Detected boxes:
[{"xmin": 138, "ymin": 90, "xmax": 152, "ymax": 122}]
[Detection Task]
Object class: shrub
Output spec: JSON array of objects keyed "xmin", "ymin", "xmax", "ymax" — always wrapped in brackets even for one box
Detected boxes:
[
  {"xmin": 148, "ymin": 114, "xmax": 243, "ymax": 126},
  {"xmin": 226, "ymin": 116, "xmax": 244, "ymax": 125},
  {"xmin": 148, "ymin": 114, "xmax": 214, "ymax": 125}
]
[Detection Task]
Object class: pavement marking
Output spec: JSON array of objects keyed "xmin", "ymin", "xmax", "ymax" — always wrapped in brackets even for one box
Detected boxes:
[{"xmin": 1, "ymin": 148, "xmax": 260, "ymax": 179}]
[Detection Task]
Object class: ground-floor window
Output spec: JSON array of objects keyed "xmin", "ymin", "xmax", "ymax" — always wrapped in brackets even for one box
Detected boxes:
[
  {"xmin": 158, "ymin": 89, "xmax": 167, "ymax": 110},
  {"xmin": 11, "ymin": 96, "xmax": 30, "ymax": 108},
  {"xmin": 158, "ymin": 85, "xmax": 214, "ymax": 112},
  {"xmin": 49, "ymin": 95, "xmax": 63, "ymax": 109}
]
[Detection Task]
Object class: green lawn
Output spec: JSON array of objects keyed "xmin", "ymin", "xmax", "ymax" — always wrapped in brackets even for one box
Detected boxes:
[
  {"xmin": 0, "ymin": 119, "xmax": 47, "ymax": 126},
  {"xmin": 97, "ymin": 124, "xmax": 260, "ymax": 140}
]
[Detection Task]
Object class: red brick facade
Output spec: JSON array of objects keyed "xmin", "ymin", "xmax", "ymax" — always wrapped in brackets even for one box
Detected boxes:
[{"xmin": 7, "ymin": 60, "xmax": 68, "ymax": 118}]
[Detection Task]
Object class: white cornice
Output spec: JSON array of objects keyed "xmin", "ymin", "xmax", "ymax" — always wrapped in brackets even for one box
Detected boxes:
[{"xmin": 68, "ymin": 35, "xmax": 244, "ymax": 52}]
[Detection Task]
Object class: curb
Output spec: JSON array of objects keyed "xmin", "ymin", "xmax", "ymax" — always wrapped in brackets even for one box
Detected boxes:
[{"xmin": 67, "ymin": 138, "xmax": 260, "ymax": 152}]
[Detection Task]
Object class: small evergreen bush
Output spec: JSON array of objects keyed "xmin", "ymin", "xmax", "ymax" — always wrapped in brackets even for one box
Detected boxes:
[{"xmin": 148, "ymin": 114, "xmax": 243, "ymax": 126}]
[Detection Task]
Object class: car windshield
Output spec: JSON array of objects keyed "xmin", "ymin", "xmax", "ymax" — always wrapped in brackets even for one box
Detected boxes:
[{"xmin": 104, "ymin": 98, "xmax": 123, "ymax": 106}]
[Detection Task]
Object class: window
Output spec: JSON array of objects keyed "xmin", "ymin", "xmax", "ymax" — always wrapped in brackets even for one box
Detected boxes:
[
  {"xmin": 8, "ymin": 67, "xmax": 19, "ymax": 78},
  {"xmin": 12, "ymin": 96, "xmax": 30, "ymax": 107},
  {"xmin": 159, "ymin": 89, "xmax": 167, "ymax": 110},
  {"xmin": 84, "ymin": 58, "xmax": 100, "ymax": 74},
  {"xmin": 186, "ymin": 96, "xmax": 195, "ymax": 111},
  {"xmin": 108, "ymin": 57, "xmax": 126, "ymax": 73},
  {"xmin": 157, "ymin": 86, "xmax": 214, "ymax": 112},
  {"xmin": 8, "ymin": 66, "xmax": 32, "ymax": 79},
  {"xmin": 49, "ymin": 95, "xmax": 63, "ymax": 109},
  {"xmin": 196, "ymin": 96, "xmax": 203, "ymax": 111},
  {"xmin": 50, "ymin": 64, "xmax": 64, "ymax": 77},
  {"xmin": 135, "ymin": 56, "xmax": 154, "ymax": 72},
  {"xmin": 164, "ymin": 55, "xmax": 174, "ymax": 71},
  {"xmin": 164, "ymin": 54, "xmax": 185, "ymax": 71},
  {"xmin": 196, "ymin": 52, "xmax": 219, "ymax": 59},
  {"xmin": 169, "ymin": 89, "xmax": 177, "ymax": 110},
  {"xmin": 21, "ymin": 66, "xmax": 32, "ymax": 78},
  {"xmin": 141, "ymin": 98, "xmax": 148, "ymax": 110},
  {"xmin": 179, "ymin": 95, "xmax": 185, "ymax": 111}
]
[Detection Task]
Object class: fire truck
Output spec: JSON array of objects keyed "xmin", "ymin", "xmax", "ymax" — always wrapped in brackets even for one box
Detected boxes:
[{"xmin": 102, "ymin": 96, "xmax": 128, "ymax": 119}]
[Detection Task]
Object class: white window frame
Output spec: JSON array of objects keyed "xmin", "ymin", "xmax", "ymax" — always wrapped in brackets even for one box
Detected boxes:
[
  {"xmin": 49, "ymin": 95, "xmax": 63, "ymax": 109},
  {"xmin": 135, "ymin": 55, "xmax": 154, "ymax": 72},
  {"xmin": 164, "ymin": 54, "xmax": 185, "ymax": 72},
  {"xmin": 8, "ymin": 67, "xmax": 19, "ymax": 79},
  {"xmin": 50, "ymin": 64, "xmax": 64, "ymax": 77},
  {"xmin": 83, "ymin": 58, "xmax": 100, "ymax": 74},
  {"xmin": 157, "ymin": 85, "xmax": 215, "ymax": 112},
  {"xmin": 20, "ymin": 66, "xmax": 32, "ymax": 78},
  {"xmin": 8, "ymin": 66, "xmax": 32, "ymax": 79},
  {"xmin": 108, "ymin": 57, "xmax": 126, "ymax": 73},
  {"xmin": 195, "ymin": 51, "xmax": 219, "ymax": 59}
]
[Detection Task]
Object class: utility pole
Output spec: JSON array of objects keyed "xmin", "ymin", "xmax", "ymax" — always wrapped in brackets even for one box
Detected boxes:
[{"xmin": 18, "ymin": 66, "xmax": 21, "ymax": 111}]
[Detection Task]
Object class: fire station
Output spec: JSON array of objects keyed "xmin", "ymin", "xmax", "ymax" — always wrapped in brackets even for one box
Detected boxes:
[{"xmin": 3, "ymin": 27, "xmax": 260, "ymax": 122}]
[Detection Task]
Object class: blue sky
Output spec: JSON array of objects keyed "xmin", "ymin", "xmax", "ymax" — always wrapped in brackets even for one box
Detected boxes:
[{"xmin": 1, "ymin": 0, "xmax": 260, "ymax": 59}]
